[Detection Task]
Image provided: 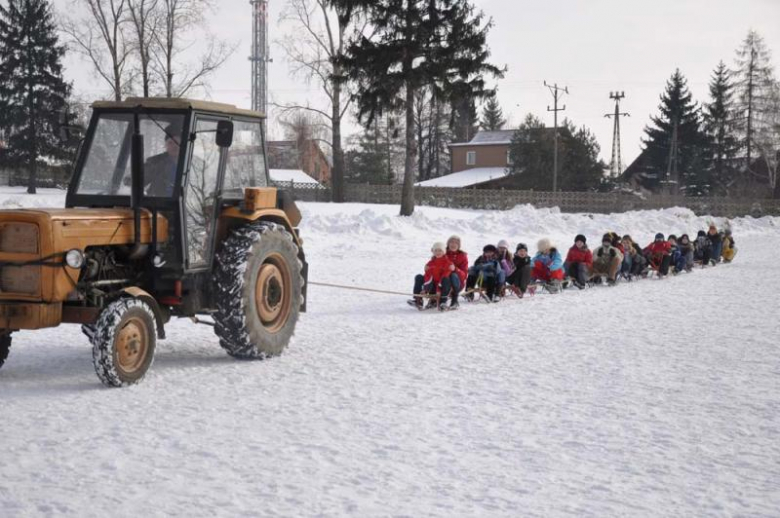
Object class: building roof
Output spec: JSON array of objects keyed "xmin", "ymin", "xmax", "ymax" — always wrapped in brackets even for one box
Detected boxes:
[
  {"xmin": 450, "ymin": 129, "xmax": 516, "ymax": 148},
  {"xmin": 415, "ymin": 167, "xmax": 510, "ymax": 188},
  {"xmin": 91, "ymin": 97, "xmax": 264, "ymax": 119},
  {"xmin": 269, "ymin": 169, "xmax": 322, "ymax": 185}
]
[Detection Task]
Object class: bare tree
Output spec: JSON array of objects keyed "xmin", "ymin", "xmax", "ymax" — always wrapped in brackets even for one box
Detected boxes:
[
  {"xmin": 127, "ymin": 0, "xmax": 159, "ymax": 97},
  {"xmin": 152, "ymin": 0, "xmax": 235, "ymax": 98},
  {"xmin": 61, "ymin": 0, "xmax": 134, "ymax": 101},
  {"xmin": 276, "ymin": 0, "xmax": 360, "ymax": 202}
]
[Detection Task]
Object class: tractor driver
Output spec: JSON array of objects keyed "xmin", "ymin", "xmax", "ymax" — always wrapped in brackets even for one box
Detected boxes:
[{"xmin": 144, "ymin": 124, "xmax": 181, "ymax": 197}]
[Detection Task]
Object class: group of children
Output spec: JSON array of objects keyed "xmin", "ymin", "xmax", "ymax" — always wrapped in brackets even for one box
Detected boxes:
[{"xmin": 409, "ymin": 225, "xmax": 737, "ymax": 311}]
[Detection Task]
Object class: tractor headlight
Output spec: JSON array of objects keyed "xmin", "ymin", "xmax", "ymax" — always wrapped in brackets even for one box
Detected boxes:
[{"xmin": 65, "ymin": 249, "xmax": 85, "ymax": 269}]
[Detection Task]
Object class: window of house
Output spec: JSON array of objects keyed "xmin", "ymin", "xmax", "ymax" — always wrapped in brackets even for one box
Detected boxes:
[
  {"xmin": 507, "ymin": 149, "xmax": 513, "ymax": 166},
  {"xmin": 466, "ymin": 151, "xmax": 476, "ymax": 166}
]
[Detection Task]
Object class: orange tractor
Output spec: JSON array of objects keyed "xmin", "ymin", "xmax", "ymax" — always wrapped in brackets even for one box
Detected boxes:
[{"xmin": 0, "ymin": 98, "xmax": 307, "ymax": 386}]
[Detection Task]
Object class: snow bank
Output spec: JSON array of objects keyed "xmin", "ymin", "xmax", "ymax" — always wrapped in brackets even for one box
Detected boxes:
[{"xmin": 301, "ymin": 202, "xmax": 779, "ymax": 252}]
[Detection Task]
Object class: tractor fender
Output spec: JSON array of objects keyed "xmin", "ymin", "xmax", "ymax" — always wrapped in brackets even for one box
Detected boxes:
[
  {"xmin": 121, "ymin": 287, "xmax": 167, "ymax": 340},
  {"xmin": 219, "ymin": 207, "xmax": 303, "ymax": 248}
]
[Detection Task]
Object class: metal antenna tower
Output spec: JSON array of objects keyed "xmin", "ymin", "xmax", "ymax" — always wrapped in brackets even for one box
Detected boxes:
[
  {"xmin": 604, "ymin": 91, "xmax": 630, "ymax": 177},
  {"xmin": 250, "ymin": 0, "xmax": 270, "ymax": 130},
  {"xmin": 544, "ymin": 81, "xmax": 568, "ymax": 192}
]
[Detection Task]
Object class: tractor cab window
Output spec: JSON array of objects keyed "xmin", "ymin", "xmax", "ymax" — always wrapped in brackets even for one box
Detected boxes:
[
  {"xmin": 184, "ymin": 118, "xmax": 223, "ymax": 268},
  {"xmin": 75, "ymin": 113, "xmax": 185, "ymax": 198},
  {"xmin": 223, "ymin": 119, "xmax": 268, "ymax": 198}
]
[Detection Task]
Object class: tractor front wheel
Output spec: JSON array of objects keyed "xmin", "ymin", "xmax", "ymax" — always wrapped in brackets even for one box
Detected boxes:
[
  {"xmin": 90, "ymin": 298, "xmax": 157, "ymax": 387},
  {"xmin": 214, "ymin": 222, "xmax": 303, "ymax": 359},
  {"xmin": 0, "ymin": 332, "xmax": 11, "ymax": 370}
]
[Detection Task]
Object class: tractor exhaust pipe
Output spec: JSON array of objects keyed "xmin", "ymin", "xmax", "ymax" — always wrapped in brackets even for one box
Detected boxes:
[{"xmin": 129, "ymin": 110, "xmax": 148, "ymax": 260}]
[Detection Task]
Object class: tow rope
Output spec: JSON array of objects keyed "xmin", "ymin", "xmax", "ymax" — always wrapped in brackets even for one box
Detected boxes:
[{"xmin": 308, "ymin": 281, "xmax": 438, "ymax": 298}]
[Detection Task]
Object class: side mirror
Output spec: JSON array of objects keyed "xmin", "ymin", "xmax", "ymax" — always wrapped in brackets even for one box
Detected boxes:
[
  {"xmin": 58, "ymin": 109, "xmax": 84, "ymax": 142},
  {"xmin": 216, "ymin": 120, "xmax": 234, "ymax": 148}
]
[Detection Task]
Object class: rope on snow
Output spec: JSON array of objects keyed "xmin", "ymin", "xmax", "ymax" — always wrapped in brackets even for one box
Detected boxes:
[{"xmin": 308, "ymin": 281, "xmax": 438, "ymax": 299}]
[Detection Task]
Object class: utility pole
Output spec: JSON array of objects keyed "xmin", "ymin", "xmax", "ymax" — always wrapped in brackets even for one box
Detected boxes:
[
  {"xmin": 545, "ymin": 81, "xmax": 568, "ymax": 192},
  {"xmin": 604, "ymin": 91, "xmax": 630, "ymax": 178}
]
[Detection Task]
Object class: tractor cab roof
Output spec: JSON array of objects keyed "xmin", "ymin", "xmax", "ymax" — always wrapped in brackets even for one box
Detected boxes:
[{"xmin": 91, "ymin": 97, "xmax": 265, "ymax": 120}]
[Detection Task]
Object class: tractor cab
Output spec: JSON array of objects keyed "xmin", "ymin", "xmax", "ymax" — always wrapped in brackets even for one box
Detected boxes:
[
  {"xmin": 0, "ymin": 98, "xmax": 307, "ymax": 387},
  {"xmin": 67, "ymin": 98, "xmax": 274, "ymax": 273}
]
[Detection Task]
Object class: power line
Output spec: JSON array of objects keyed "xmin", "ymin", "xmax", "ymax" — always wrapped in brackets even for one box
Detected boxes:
[{"xmin": 545, "ymin": 81, "xmax": 568, "ymax": 192}]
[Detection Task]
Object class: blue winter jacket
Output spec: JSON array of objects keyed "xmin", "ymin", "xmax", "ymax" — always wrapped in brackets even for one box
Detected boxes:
[{"xmin": 532, "ymin": 249, "xmax": 564, "ymax": 272}]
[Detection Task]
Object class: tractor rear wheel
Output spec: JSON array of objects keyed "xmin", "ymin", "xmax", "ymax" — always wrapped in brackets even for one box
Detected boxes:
[
  {"xmin": 0, "ymin": 332, "xmax": 11, "ymax": 370},
  {"xmin": 90, "ymin": 298, "xmax": 157, "ymax": 387},
  {"xmin": 214, "ymin": 222, "xmax": 303, "ymax": 359}
]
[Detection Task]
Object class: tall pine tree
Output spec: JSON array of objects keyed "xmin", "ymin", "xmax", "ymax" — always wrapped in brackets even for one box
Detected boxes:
[
  {"xmin": 732, "ymin": 30, "xmax": 777, "ymax": 177},
  {"xmin": 703, "ymin": 61, "xmax": 740, "ymax": 195},
  {"xmin": 339, "ymin": 0, "xmax": 504, "ymax": 215},
  {"xmin": 479, "ymin": 94, "xmax": 506, "ymax": 131},
  {"xmin": 642, "ymin": 69, "xmax": 707, "ymax": 195},
  {"xmin": 0, "ymin": 0, "xmax": 71, "ymax": 194}
]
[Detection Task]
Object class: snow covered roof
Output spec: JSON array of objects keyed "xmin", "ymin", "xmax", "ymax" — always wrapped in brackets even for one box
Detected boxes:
[
  {"xmin": 269, "ymin": 169, "xmax": 321, "ymax": 185},
  {"xmin": 450, "ymin": 130, "xmax": 516, "ymax": 147},
  {"xmin": 415, "ymin": 167, "xmax": 510, "ymax": 188}
]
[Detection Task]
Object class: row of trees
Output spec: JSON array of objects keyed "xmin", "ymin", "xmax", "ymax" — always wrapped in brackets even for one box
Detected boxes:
[
  {"xmin": 278, "ymin": 0, "xmax": 503, "ymax": 215},
  {"xmin": 341, "ymin": 86, "xmax": 507, "ymax": 186},
  {"xmin": 639, "ymin": 31, "xmax": 780, "ymax": 198},
  {"xmin": 0, "ymin": 0, "xmax": 235, "ymax": 193},
  {"xmin": 62, "ymin": 0, "xmax": 234, "ymax": 100}
]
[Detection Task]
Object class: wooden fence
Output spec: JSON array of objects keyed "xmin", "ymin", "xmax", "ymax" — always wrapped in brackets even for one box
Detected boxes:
[{"xmin": 272, "ymin": 182, "xmax": 780, "ymax": 219}]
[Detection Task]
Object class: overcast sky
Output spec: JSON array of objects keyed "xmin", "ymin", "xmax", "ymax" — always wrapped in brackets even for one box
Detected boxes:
[{"xmin": 56, "ymin": 0, "xmax": 780, "ymax": 166}]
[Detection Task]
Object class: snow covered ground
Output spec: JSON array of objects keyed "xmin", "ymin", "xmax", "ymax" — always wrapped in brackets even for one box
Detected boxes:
[{"xmin": 1, "ymin": 186, "xmax": 779, "ymax": 517}]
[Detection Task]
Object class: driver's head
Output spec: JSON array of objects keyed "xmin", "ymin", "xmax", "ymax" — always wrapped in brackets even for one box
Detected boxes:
[{"xmin": 164, "ymin": 125, "xmax": 180, "ymax": 158}]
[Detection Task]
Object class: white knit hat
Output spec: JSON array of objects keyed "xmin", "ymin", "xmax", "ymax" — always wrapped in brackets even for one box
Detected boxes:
[
  {"xmin": 431, "ymin": 242, "xmax": 446, "ymax": 252},
  {"xmin": 537, "ymin": 238, "xmax": 552, "ymax": 252},
  {"xmin": 497, "ymin": 239, "xmax": 509, "ymax": 249}
]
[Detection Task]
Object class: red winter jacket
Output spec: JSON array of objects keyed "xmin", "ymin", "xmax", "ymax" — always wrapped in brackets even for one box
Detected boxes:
[
  {"xmin": 644, "ymin": 241, "xmax": 671, "ymax": 256},
  {"xmin": 424, "ymin": 256, "xmax": 455, "ymax": 285},
  {"xmin": 446, "ymin": 250, "xmax": 469, "ymax": 285},
  {"xmin": 566, "ymin": 245, "xmax": 593, "ymax": 266}
]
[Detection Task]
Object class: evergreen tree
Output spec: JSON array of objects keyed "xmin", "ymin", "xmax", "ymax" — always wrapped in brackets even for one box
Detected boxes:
[
  {"xmin": 641, "ymin": 69, "xmax": 707, "ymax": 195},
  {"xmin": 703, "ymin": 61, "xmax": 740, "ymax": 195},
  {"xmin": 339, "ymin": 0, "xmax": 504, "ymax": 215},
  {"xmin": 479, "ymin": 94, "xmax": 506, "ymax": 131},
  {"xmin": 345, "ymin": 116, "xmax": 399, "ymax": 185},
  {"xmin": 450, "ymin": 91, "xmax": 479, "ymax": 143},
  {"xmin": 732, "ymin": 30, "xmax": 777, "ymax": 175},
  {"xmin": 0, "ymin": 0, "xmax": 71, "ymax": 194},
  {"xmin": 508, "ymin": 114, "xmax": 605, "ymax": 192}
]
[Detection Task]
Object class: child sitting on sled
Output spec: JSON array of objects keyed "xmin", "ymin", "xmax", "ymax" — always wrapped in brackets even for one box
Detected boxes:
[
  {"xmin": 445, "ymin": 235, "xmax": 468, "ymax": 307},
  {"xmin": 410, "ymin": 242, "xmax": 456, "ymax": 311},
  {"xmin": 465, "ymin": 244, "xmax": 503, "ymax": 302},
  {"xmin": 531, "ymin": 238, "xmax": 565, "ymax": 286},
  {"xmin": 507, "ymin": 243, "xmax": 533, "ymax": 296},
  {"xmin": 722, "ymin": 229, "xmax": 738, "ymax": 263},
  {"xmin": 643, "ymin": 233, "xmax": 672, "ymax": 277},
  {"xmin": 565, "ymin": 234, "xmax": 592, "ymax": 289},
  {"xmin": 694, "ymin": 230, "xmax": 712, "ymax": 266},
  {"xmin": 676, "ymin": 234, "xmax": 695, "ymax": 272}
]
